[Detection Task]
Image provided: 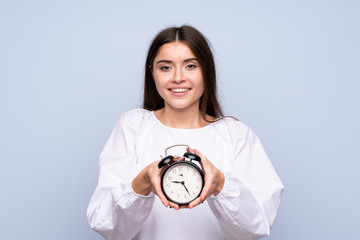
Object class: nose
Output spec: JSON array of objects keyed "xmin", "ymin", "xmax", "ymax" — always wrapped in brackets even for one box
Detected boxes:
[{"xmin": 173, "ymin": 67, "xmax": 185, "ymax": 83}]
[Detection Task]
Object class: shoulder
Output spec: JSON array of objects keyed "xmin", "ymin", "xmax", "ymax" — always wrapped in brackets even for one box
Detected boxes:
[
  {"xmin": 209, "ymin": 117, "xmax": 257, "ymax": 147},
  {"xmin": 120, "ymin": 108, "xmax": 153, "ymax": 122},
  {"xmin": 214, "ymin": 117, "xmax": 251, "ymax": 136},
  {"xmin": 114, "ymin": 108, "xmax": 154, "ymax": 132}
]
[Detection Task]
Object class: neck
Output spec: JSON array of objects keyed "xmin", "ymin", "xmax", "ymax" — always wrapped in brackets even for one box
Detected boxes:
[{"xmin": 155, "ymin": 105, "xmax": 210, "ymax": 129}]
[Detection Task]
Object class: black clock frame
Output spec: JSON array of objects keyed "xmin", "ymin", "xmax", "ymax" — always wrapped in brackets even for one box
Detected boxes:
[{"xmin": 160, "ymin": 160, "xmax": 204, "ymax": 206}]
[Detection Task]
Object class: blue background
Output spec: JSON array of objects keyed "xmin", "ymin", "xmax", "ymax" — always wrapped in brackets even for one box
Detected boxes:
[{"xmin": 1, "ymin": 1, "xmax": 359, "ymax": 239}]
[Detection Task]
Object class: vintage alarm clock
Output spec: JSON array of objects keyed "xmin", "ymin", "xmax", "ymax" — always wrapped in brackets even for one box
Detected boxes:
[{"xmin": 158, "ymin": 144, "xmax": 204, "ymax": 205}]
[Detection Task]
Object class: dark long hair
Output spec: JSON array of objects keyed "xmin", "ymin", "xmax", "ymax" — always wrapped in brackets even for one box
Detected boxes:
[{"xmin": 143, "ymin": 25, "xmax": 223, "ymax": 119}]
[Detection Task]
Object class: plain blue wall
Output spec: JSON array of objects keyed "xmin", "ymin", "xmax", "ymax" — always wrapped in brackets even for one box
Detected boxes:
[{"xmin": 1, "ymin": 1, "xmax": 359, "ymax": 239}]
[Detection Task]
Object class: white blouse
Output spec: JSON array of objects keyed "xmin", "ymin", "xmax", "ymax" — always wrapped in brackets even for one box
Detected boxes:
[{"xmin": 87, "ymin": 109, "xmax": 284, "ymax": 240}]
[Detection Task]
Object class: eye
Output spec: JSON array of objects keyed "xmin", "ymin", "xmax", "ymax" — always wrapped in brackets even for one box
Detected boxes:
[
  {"xmin": 185, "ymin": 64, "xmax": 197, "ymax": 70},
  {"xmin": 160, "ymin": 66, "xmax": 171, "ymax": 71}
]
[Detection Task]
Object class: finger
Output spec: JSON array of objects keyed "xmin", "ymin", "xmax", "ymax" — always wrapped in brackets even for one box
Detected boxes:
[
  {"xmin": 187, "ymin": 148, "xmax": 206, "ymax": 166},
  {"xmin": 188, "ymin": 197, "xmax": 203, "ymax": 209},
  {"xmin": 168, "ymin": 201, "xmax": 180, "ymax": 210},
  {"xmin": 154, "ymin": 186, "xmax": 169, "ymax": 207},
  {"xmin": 187, "ymin": 147, "xmax": 200, "ymax": 155},
  {"xmin": 199, "ymin": 176, "xmax": 215, "ymax": 201},
  {"xmin": 153, "ymin": 161, "xmax": 182, "ymax": 209},
  {"xmin": 153, "ymin": 183, "xmax": 181, "ymax": 209},
  {"xmin": 151, "ymin": 175, "xmax": 170, "ymax": 207},
  {"xmin": 167, "ymin": 156, "xmax": 185, "ymax": 165},
  {"xmin": 186, "ymin": 148, "xmax": 210, "ymax": 202}
]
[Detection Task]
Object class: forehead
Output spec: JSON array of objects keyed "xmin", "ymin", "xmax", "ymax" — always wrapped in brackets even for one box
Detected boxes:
[{"xmin": 155, "ymin": 41, "xmax": 196, "ymax": 61}]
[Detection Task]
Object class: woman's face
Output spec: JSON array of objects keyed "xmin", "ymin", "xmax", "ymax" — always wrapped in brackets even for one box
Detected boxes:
[{"xmin": 152, "ymin": 41, "xmax": 204, "ymax": 112}]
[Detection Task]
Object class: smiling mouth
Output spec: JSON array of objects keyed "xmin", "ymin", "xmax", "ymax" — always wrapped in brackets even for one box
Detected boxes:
[{"xmin": 169, "ymin": 88, "xmax": 190, "ymax": 93}]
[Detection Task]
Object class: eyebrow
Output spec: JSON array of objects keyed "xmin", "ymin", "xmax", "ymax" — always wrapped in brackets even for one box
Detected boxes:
[{"xmin": 155, "ymin": 58, "xmax": 198, "ymax": 65}]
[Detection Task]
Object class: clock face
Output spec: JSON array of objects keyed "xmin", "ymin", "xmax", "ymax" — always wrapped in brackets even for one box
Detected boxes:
[{"xmin": 161, "ymin": 161, "xmax": 204, "ymax": 205}]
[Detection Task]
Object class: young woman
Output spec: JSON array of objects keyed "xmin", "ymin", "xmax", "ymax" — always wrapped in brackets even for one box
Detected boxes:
[{"xmin": 87, "ymin": 25, "xmax": 284, "ymax": 240}]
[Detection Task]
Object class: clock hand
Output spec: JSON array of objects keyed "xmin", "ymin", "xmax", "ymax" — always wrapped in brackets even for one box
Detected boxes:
[
  {"xmin": 183, "ymin": 184, "xmax": 190, "ymax": 196},
  {"xmin": 171, "ymin": 181, "xmax": 191, "ymax": 196},
  {"xmin": 180, "ymin": 181, "xmax": 191, "ymax": 196},
  {"xmin": 172, "ymin": 181, "xmax": 183, "ymax": 184}
]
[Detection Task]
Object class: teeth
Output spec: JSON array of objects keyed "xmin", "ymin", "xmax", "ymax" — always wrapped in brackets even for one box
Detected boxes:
[{"xmin": 171, "ymin": 88, "xmax": 189, "ymax": 93}]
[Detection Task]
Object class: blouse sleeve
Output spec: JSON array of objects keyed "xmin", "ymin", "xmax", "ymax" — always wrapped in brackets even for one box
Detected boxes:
[
  {"xmin": 207, "ymin": 122, "xmax": 284, "ymax": 240},
  {"xmin": 86, "ymin": 113, "xmax": 155, "ymax": 240}
]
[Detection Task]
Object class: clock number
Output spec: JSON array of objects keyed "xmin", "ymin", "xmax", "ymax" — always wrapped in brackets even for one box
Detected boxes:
[{"xmin": 161, "ymin": 158, "xmax": 204, "ymax": 205}]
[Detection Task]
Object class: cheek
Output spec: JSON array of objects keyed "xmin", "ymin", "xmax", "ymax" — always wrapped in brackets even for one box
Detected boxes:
[
  {"xmin": 153, "ymin": 75, "xmax": 167, "ymax": 99},
  {"xmin": 200, "ymin": 81, "xmax": 205, "ymax": 93},
  {"xmin": 152, "ymin": 73, "xmax": 162, "ymax": 89},
  {"xmin": 195, "ymin": 70, "xmax": 205, "ymax": 91},
  {"xmin": 197, "ymin": 76, "xmax": 205, "ymax": 95},
  {"xmin": 153, "ymin": 71, "xmax": 167, "ymax": 87}
]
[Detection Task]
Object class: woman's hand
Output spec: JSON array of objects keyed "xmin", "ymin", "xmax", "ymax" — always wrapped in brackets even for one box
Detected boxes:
[
  {"xmin": 132, "ymin": 160, "xmax": 182, "ymax": 210},
  {"xmin": 131, "ymin": 149, "xmax": 224, "ymax": 210},
  {"xmin": 187, "ymin": 148, "xmax": 225, "ymax": 209}
]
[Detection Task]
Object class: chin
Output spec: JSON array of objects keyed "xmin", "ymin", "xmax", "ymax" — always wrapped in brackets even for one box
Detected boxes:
[{"xmin": 166, "ymin": 102, "xmax": 199, "ymax": 111}]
